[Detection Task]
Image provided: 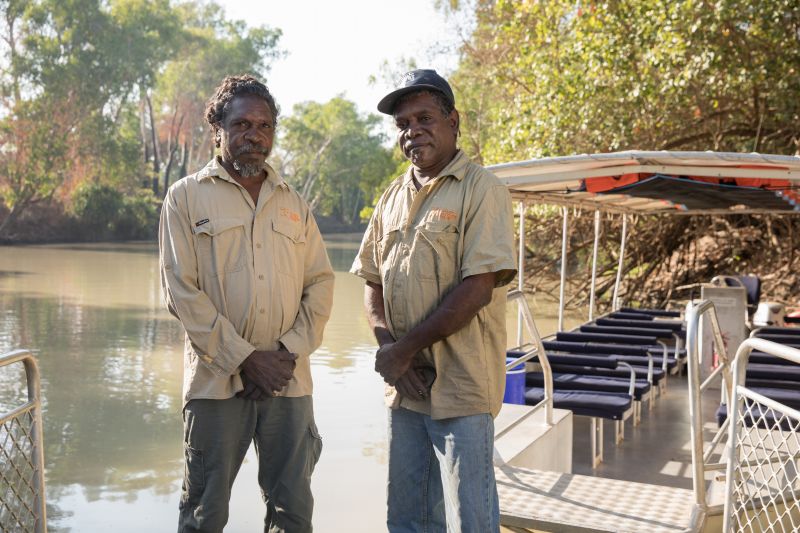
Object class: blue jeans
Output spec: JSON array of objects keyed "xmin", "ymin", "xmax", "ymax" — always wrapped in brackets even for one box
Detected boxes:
[{"xmin": 387, "ymin": 407, "xmax": 499, "ymax": 533}]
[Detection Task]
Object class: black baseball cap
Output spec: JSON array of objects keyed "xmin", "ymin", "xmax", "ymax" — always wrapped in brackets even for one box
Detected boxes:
[{"xmin": 377, "ymin": 69, "xmax": 455, "ymax": 115}]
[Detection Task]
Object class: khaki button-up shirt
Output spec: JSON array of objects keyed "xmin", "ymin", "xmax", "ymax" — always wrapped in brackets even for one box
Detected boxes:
[
  {"xmin": 159, "ymin": 157, "xmax": 335, "ymax": 406},
  {"xmin": 351, "ymin": 150, "xmax": 517, "ymax": 419}
]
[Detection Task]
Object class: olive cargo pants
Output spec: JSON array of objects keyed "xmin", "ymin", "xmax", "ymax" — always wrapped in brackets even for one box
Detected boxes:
[{"xmin": 178, "ymin": 395, "xmax": 322, "ymax": 533}]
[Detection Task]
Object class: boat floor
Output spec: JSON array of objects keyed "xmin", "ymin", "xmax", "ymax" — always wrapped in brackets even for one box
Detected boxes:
[
  {"xmin": 500, "ymin": 374, "xmax": 725, "ymax": 533},
  {"xmin": 571, "ymin": 376, "xmax": 721, "ymax": 488}
]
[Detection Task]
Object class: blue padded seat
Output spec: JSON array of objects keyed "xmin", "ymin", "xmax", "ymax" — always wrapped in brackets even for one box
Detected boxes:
[
  {"xmin": 506, "ymin": 349, "xmax": 619, "ymax": 369},
  {"xmin": 597, "ymin": 317, "xmax": 685, "ymax": 332},
  {"xmin": 524, "ymin": 387, "xmax": 632, "ymax": 420},
  {"xmin": 745, "ymin": 377, "xmax": 800, "ymax": 390},
  {"xmin": 556, "ymin": 331, "xmax": 658, "ymax": 345},
  {"xmin": 543, "ymin": 340, "xmax": 682, "ymax": 367},
  {"xmin": 715, "ymin": 403, "xmax": 797, "ymax": 431},
  {"xmin": 749, "ymin": 351, "xmax": 800, "ymax": 366},
  {"xmin": 716, "ymin": 386, "xmax": 800, "ymax": 430},
  {"xmin": 620, "ymin": 307, "xmax": 682, "ymax": 318},
  {"xmin": 506, "ymin": 349, "xmax": 666, "ymax": 385},
  {"xmin": 746, "ymin": 363, "xmax": 800, "ymax": 382},
  {"xmin": 753, "ymin": 327, "xmax": 800, "ymax": 336},
  {"xmin": 550, "ymin": 364, "xmax": 666, "ymax": 385},
  {"xmin": 581, "ymin": 325, "xmax": 676, "ymax": 339},
  {"xmin": 525, "ymin": 372, "xmax": 651, "ymax": 401},
  {"xmin": 750, "ymin": 334, "xmax": 800, "ymax": 346}
]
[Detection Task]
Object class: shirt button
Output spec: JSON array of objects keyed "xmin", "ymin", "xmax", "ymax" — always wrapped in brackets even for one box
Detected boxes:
[
  {"xmin": 258, "ymin": 274, "xmax": 264, "ymax": 280},
  {"xmin": 259, "ymin": 308, "xmax": 266, "ymax": 314},
  {"xmin": 256, "ymin": 243, "xmax": 262, "ymax": 249}
]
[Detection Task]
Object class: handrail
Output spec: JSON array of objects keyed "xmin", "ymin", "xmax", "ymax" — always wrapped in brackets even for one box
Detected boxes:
[
  {"xmin": 685, "ymin": 300, "xmax": 732, "ymax": 509},
  {"xmin": 507, "ymin": 290, "xmax": 553, "ymax": 426},
  {"xmin": 722, "ymin": 338, "xmax": 800, "ymax": 532},
  {"xmin": 0, "ymin": 349, "xmax": 47, "ymax": 533}
]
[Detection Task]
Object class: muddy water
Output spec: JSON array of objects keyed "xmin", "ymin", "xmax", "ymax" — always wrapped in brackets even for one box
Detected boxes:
[{"xmin": 0, "ymin": 241, "xmax": 583, "ymax": 532}]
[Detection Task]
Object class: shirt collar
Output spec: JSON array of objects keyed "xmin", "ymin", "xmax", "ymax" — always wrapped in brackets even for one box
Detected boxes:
[
  {"xmin": 197, "ymin": 156, "xmax": 289, "ymax": 190},
  {"xmin": 402, "ymin": 149, "xmax": 469, "ymax": 187}
]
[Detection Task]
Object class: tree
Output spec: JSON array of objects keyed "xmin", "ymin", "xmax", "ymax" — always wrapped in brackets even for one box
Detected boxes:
[
  {"xmin": 444, "ymin": 0, "xmax": 800, "ymax": 163},
  {"xmin": 438, "ymin": 0, "xmax": 800, "ymax": 309},
  {"xmin": 276, "ymin": 97, "xmax": 396, "ymax": 225},
  {"xmin": 145, "ymin": 2, "xmax": 283, "ymax": 196},
  {"xmin": 0, "ymin": 0, "xmax": 183, "ymax": 234}
]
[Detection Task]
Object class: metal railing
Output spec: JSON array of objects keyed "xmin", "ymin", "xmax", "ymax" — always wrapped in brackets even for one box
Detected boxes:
[
  {"xmin": 686, "ymin": 300, "xmax": 734, "ymax": 508},
  {"xmin": 505, "ymin": 289, "xmax": 553, "ymax": 428},
  {"xmin": 723, "ymin": 338, "xmax": 800, "ymax": 532},
  {"xmin": 0, "ymin": 350, "xmax": 47, "ymax": 533}
]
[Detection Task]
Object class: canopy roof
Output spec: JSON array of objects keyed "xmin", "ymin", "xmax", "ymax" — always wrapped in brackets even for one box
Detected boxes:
[{"xmin": 487, "ymin": 151, "xmax": 800, "ymax": 214}]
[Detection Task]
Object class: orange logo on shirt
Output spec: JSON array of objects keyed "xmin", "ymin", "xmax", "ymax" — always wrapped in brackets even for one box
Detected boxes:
[
  {"xmin": 280, "ymin": 208, "xmax": 301, "ymax": 222},
  {"xmin": 430, "ymin": 208, "xmax": 457, "ymax": 221}
]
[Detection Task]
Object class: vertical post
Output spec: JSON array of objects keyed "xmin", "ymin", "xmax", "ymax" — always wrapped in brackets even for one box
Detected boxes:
[
  {"xmin": 612, "ymin": 214, "xmax": 628, "ymax": 311},
  {"xmin": 558, "ymin": 207, "xmax": 569, "ymax": 332},
  {"xmin": 517, "ymin": 201, "xmax": 526, "ymax": 347},
  {"xmin": 27, "ymin": 357, "xmax": 47, "ymax": 533},
  {"xmin": 589, "ymin": 210, "xmax": 601, "ymax": 321}
]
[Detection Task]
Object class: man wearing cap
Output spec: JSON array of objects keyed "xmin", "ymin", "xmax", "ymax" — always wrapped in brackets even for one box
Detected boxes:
[{"xmin": 351, "ymin": 70, "xmax": 517, "ymax": 532}]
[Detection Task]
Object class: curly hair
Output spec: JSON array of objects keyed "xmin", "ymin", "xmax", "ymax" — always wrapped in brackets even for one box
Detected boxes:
[{"xmin": 205, "ymin": 75, "xmax": 280, "ymax": 147}]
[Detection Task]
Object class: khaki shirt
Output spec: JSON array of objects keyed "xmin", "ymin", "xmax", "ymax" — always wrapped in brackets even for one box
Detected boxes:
[
  {"xmin": 159, "ymin": 157, "xmax": 335, "ymax": 406},
  {"xmin": 351, "ymin": 150, "xmax": 517, "ymax": 419}
]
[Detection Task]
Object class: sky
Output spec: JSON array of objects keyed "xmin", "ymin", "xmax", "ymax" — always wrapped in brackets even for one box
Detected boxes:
[{"xmin": 219, "ymin": 0, "xmax": 471, "ymax": 125}]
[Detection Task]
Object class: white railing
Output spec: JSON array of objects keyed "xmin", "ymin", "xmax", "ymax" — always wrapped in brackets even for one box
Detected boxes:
[
  {"xmin": 723, "ymin": 338, "xmax": 800, "ymax": 532},
  {"xmin": 0, "ymin": 350, "xmax": 47, "ymax": 533},
  {"xmin": 686, "ymin": 299, "xmax": 734, "ymax": 508},
  {"xmin": 506, "ymin": 289, "xmax": 553, "ymax": 428}
]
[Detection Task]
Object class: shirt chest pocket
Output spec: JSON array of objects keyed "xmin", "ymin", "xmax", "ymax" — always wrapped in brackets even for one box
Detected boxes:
[
  {"xmin": 413, "ymin": 221, "xmax": 460, "ymax": 284},
  {"xmin": 193, "ymin": 218, "xmax": 248, "ymax": 276},
  {"xmin": 271, "ymin": 219, "xmax": 306, "ymax": 275}
]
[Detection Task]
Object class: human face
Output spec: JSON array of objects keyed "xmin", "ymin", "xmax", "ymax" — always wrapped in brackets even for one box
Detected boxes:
[
  {"xmin": 218, "ymin": 94, "xmax": 275, "ymax": 178},
  {"xmin": 393, "ymin": 92, "xmax": 459, "ymax": 178}
]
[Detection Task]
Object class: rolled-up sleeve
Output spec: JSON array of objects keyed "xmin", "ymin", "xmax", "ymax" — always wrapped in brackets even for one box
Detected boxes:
[
  {"xmin": 350, "ymin": 207, "xmax": 382, "ymax": 285},
  {"xmin": 159, "ymin": 185, "xmax": 255, "ymax": 376},
  {"xmin": 461, "ymin": 181, "xmax": 518, "ymax": 286},
  {"xmin": 278, "ymin": 209, "xmax": 335, "ymax": 357}
]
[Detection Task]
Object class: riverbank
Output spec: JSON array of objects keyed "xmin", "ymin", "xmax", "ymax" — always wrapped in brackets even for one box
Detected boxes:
[{"xmin": 0, "ymin": 203, "xmax": 366, "ymax": 245}]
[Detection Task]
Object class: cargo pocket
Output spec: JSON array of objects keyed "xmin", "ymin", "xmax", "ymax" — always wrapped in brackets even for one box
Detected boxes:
[
  {"xmin": 181, "ymin": 444, "xmax": 205, "ymax": 507},
  {"xmin": 193, "ymin": 218, "xmax": 247, "ymax": 276},
  {"xmin": 414, "ymin": 220, "xmax": 459, "ymax": 284},
  {"xmin": 306, "ymin": 423, "xmax": 323, "ymax": 477},
  {"xmin": 272, "ymin": 219, "xmax": 306, "ymax": 276}
]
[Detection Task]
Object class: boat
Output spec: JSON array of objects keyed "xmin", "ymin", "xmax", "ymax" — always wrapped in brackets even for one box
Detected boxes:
[{"xmin": 488, "ymin": 151, "xmax": 800, "ymax": 532}]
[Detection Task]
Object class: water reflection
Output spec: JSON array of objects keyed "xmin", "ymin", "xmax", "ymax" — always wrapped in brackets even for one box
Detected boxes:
[{"xmin": 0, "ymin": 241, "xmax": 584, "ymax": 532}]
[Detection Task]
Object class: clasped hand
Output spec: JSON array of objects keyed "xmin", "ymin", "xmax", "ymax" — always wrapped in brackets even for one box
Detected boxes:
[
  {"xmin": 375, "ymin": 343, "xmax": 429, "ymax": 400},
  {"xmin": 238, "ymin": 349, "xmax": 297, "ymax": 401}
]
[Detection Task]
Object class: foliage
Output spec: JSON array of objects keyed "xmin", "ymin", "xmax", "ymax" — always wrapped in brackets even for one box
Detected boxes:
[
  {"xmin": 70, "ymin": 182, "xmax": 159, "ymax": 240},
  {"xmin": 276, "ymin": 97, "xmax": 396, "ymax": 225},
  {"xmin": 446, "ymin": 0, "xmax": 800, "ymax": 163},
  {"xmin": 0, "ymin": 0, "xmax": 283, "ymax": 240},
  {"xmin": 437, "ymin": 1, "xmax": 800, "ymax": 308}
]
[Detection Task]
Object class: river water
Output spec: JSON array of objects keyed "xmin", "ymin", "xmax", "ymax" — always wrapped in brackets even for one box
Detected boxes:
[{"xmin": 0, "ymin": 241, "xmax": 583, "ymax": 532}]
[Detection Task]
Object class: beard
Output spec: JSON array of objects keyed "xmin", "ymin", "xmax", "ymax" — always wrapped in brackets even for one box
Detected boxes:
[
  {"xmin": 232, "ymin": 160, "xmax": 266, "ymax": 178},
  {"xmin": 228, "ymin": 142, "xmax": 270, "ymax": 177}
]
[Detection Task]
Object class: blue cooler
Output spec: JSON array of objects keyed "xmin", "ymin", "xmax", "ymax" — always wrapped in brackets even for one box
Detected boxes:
[{"xmin": 503, "ymin": 357, "xmax": 526, "ymax": 405}]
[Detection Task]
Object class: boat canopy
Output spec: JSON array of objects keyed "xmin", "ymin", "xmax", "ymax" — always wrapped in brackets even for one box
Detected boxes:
[{"xmin": 488, "ymin": 150, "xmax": 800, "ymax": 214}]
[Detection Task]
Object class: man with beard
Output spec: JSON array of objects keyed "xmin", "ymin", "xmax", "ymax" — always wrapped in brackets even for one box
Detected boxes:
[
  {"xmin": 159, "ymin": 74, "xmax": 334, "ymax": 533},
  {"xmin": 351, "ymin": 70, "xmax": 516, "ymax": 532}
]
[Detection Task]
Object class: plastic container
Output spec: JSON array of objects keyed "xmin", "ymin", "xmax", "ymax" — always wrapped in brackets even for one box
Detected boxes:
[{"xmin": 503, "ymin": 357, "xmax": 526, "ymax": 405}]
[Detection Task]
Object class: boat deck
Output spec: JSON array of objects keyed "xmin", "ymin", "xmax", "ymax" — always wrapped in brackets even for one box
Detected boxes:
[
  {"xmin": 499, "ymin": 375, "xmax": 726, "ymax": 533},
  {"xmin": 571, "ymin": 377, "xmax": 720, "ymax": 489}
]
